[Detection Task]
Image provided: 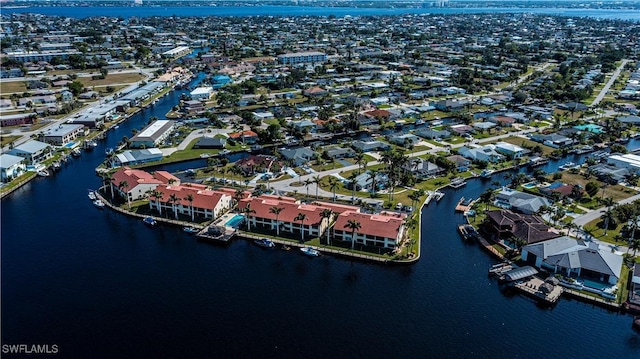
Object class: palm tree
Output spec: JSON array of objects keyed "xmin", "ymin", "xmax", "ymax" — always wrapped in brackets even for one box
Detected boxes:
[
  {"xmin": 344, "ymin": 219, "xmax": 361, "ymax": 250},
  {"xmin": 355, "ymin": 151, "xmax": 365, "ymax": 174},
  {"xmin": 366, "ymin": 169, "xmax": 378, "ymax": 197},
  {"xmin": 241, "ymin": 203, "xmax": 256, "ymax": 232},
  {"xmin": 319, "ymin": 208, "xmax": 333, "ymax": 245},
  {"xmin": 269, "ymin": 206, "xmax": 283, "ymax": 236},
  {"xmin": 312, "ymin": 175, "xmax": 321, "ymax": 199},
  {"xmin": 602, "ymin": 206, "xmax": 616, "ymax": 236},
  {"xmin": 480, "ymin": 188, "xmax": 496, "ymax": 210},
  {"xmin": 150, "ymin": 190, "xmax": 163, "ymax": 215},
  {"xmin": 169, "ymin": 193, "xmax": 179, "ymax": 219},
  {"xmin": 184, "ymin": 193, "xmax": 195, "ymax": 222},
  {"xmin": 294, "ymin": 213, "xmax": 308, "ymax": 242},
  {"xmin": 118, "ymin": 180, "xmax": 130, "ymax": 209},
  {"xmin": 629, "ymin": 238, "xmax": 640, "ymax": 256},
  {"xmin": 304, "ymin": 178, "xmax": 313, "ymax": 199},
  {"xmin": 233, "ymin": 189, "xmax": 244, "ymax": 208},
  {"xmin": 328, "ymin": 177, "xmax": 339, "ymax": 202},
  {"xmin": 404, "ymin": 217, "xmax": 418, "ymax": 253},
  {"xmin": 348, "ymin": 172, "xmax": 358, "ymax": 203},
  {"xmin": 408, "ymin": 189, "xmax": 424, "ymax": 210}
]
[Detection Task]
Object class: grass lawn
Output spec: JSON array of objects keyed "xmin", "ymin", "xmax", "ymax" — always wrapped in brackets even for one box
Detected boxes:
[
  {"xmin": 1, "ymin": 135, "xmax": 21, "ymax": 147},
  {"xmin": 0, "ymin": 81, "xmax": 28, "ymax": 94},
  {"xmin": 500, "ymin": 136, "xmax": 555, "ymax": 156},
  {"xmin": 77, "ymin": 73, "xmax": 145, "ymax": 88},
  {"xmin": 559, "ymin": 171, "xmax": 638, "ymax": 203},
  {"xmin": 0, "ymin": 171, "xmax": 37, "ymax": 195}
]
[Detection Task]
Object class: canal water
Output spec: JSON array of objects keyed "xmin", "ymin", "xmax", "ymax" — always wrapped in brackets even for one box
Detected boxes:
[{"xmin": 3, "ymin": 79, "xmax": 640, "ymax": 358}]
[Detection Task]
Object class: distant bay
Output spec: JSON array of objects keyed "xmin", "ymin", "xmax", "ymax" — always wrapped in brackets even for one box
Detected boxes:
[{"xmin": 1, "ymin": 5, "xmax": 639, "ymax": 20}]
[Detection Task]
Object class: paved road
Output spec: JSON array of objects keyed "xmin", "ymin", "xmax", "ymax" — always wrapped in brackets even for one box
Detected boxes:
[
  {"xmin": 591, "ymin": 59, "xmax": 629, "ymax": 106},
  {"xmin": 572, "ymin": 192, "xmax": 640, "ymax": 227}
]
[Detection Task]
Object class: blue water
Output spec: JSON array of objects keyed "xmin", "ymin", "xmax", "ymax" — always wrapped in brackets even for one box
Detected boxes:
[
  {"xmin": 2, "ymin": 5, "xmax": 639, "ymax": 21},
  {"xmin": 225, "ymin": 214, "xmax": 245, "ymax": 228},
  {"xmin": 3, "ymin": 70, "xmax": 640, "ymax": 358}
]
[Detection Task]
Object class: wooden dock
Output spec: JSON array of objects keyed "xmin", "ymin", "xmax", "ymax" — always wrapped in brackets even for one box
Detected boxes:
[
  {"xmin": 512, "ymin": 277, "xmax": 563, "ymax": 304},
  {"xmin": 196, "ymin": 224, "xmax": 236, "ymax": 243},
  {"xmin": 455, "ymin": 198, "xmax": 476, "ymax": 212}
]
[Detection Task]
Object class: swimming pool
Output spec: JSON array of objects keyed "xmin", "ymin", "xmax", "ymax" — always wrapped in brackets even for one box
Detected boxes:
[
  {"xmin": 225, "ymin": 214, "xmax": 244, "ymax": 228},
  {"xmin": 522, "ymin": 182, "xmax": 537, "ymax": 189},
  {"xmin": 64, "ymin": 142, "xmax": 76, "ymax": 148},
  {"xmin": 582, "ymin": 279, "xmax": 610, "ymax": 291}
]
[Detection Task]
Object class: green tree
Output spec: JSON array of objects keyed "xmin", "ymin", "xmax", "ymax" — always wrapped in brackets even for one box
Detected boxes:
[
  {"xmin": 269, "ymin": 206, "xmax": 283, "ymax": 236},
  {"xmin": 585, "ymin": 181, "xmax": 600, "ymax": 197},
  {"xmin": 294, "ymin": 213, "xmax": 308, "ymax": 242},
  {"xmin": 344, "ymin": 219, "xmax": 362, "ymax": 250},
  {"xmin": 68, "ymin": 80, "xmax": 84, "ymax": 96}
]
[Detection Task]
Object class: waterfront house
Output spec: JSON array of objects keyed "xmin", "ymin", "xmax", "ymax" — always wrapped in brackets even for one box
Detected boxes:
[
  {"xmin": 0, "ymin": 154, "xmax": 26, "ymax": 182},
  {"xmin": 630, "ymin": 264, "xmax": 640, "ymax": 306},
  {"xmin": 189, "ymin": 87, "xmax": 213, "ymax": 101},
  {"xmin": 151, "ymin": 183, "xmax": 233, "ymax": 220},
  {"xmin": 494, "ymin": 188, "xmax": 551, "ymax": 215},
  {"xmin": 494, "ymin": 142, "xmax": 526, "ymax": 159},
  {"xmin": 588, "ymin": 164, "xmax": 629, "ymax": 184},
  {"xmin": 458, "ymin": 145, "xmax": 504, "ymax": 163},
  {"xmin": 415, "ymin": 128, "xmax": 451, "ymax": 140},
  {"xmin": 484, "ymin": 209, "xmax": 559, "ymax": 244},
  {"xmin": 193, "ymin": 137, "xmax": 226, "ymax": 149},
  {"xmin": 42, "ymin": 124, "xmax": 86, "ymax": 146},
  {"xmin": 332, "ymin": 211, "xmax": 407, "ymax": 249},
  {"xmin": 521, "ymin": 236, "xmax": 623, "ymax": 286},
  {"xmin": 113, "ymin": 148, "xmax": 164, "ymax": 167},
  {"xmin": 402, "ymin": 158, "xmax": 444, "ymax": 179},
  {"xmin": 389, "ymin": 133, "xmax": 420, "ymax": 146},
  {"xmin": 529, "ymin": 133, "xmax": 573, "ymax": 148},
  {"xmin": 238, "ymin": 195, "xmax": 336, "ymax": 240},
  {"xmin": 110, "ymin": 167, "xmax": 179, "ymax": 201},
  {"xmin": 8, "ymin": 140, "xmax": 53, "ymax": 165},
  {"xmin": 279, "ymin": 147, "xmax": 317, "ymax": 166},
  {"xmin": 325, "ymin": 147, "xmax": 355, "ymax": 159},
  {"xmin": 445, "ymin": 155, "xmax": 471, "ymax": 172},
  {"xmin": 130, "ymin": 120, "xmax": 176, "ymax": 149},
  {"xmin": 228, "ymin": 130, "xmax": 259, "ymax": 144},
  {"xmin": 351, "ymin": 140, "xmax": 390, "ymax": 153}
]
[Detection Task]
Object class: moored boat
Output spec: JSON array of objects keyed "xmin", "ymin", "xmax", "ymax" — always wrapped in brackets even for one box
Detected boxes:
[
  {"xmin": 183, "ymin": 227, "xmax": 199, "ymax": 234},
  {"xmin": 300, "ymin": 247, "xmax": 320, "ymax": 257},
  {"xmin": 435, "ymin": 191, "xmax": 445, "ymax": 201},
  {"xmin": 254, "ymin": 238, "xmax": 275, "ymax": 248},
  {"xmin": 88, "ymin": 190, "xmax": 97, "ymax": 200},
  {"xmin": 479, "ymin": 169, "xmax": 494, "ymax": 179},
  {"xmin": 143, "ymin": 217, "xmax": 157, "ymax": 226},
  {"xmin": 93, "ymin": 199, "xmax": 105, "ymax": 209},
  {"xmin": 37, "ymin": 169, "xmax": 50, "ymax": 177}
]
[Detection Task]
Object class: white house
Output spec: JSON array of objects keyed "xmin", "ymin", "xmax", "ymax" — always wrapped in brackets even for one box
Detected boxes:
[
  {"xmin": 189, "ymin": 87, "xmax": 213, "ymax": 101},
  {"xmin": 8, "ymin": 140, "xmax": 53, "ymax": 165},
  {"xmin": 0, "ymin": 153, "xmax": 26, "ymax": 182}
]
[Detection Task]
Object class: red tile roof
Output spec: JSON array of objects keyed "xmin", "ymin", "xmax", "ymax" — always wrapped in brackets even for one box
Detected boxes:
[
  {"xmin": 239, "ymin": 197, "xmax": 325, "ymax": 225},
  {"xmin": 364, "ymin": 109, "xmax": 391, "ymax": 118},
  {"xmin": 111, "ymin": 166, "xmax": 166, "ymax": 189},
  {"xmin": 155, "ymin": 184, "xmax": 230, "ymax": 210},
  {"xmin": 334, "ymin": 211, "xmax": 406, "ymax": 240},
  {"xmin": 229, "ymin": 130, "xmax": 258, "ymax": 139}
]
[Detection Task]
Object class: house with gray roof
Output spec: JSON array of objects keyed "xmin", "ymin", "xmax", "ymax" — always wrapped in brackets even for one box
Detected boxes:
[
  {"xmin": 0, "ymin": 153, "xmax": 26, "ymax": 182},
  {"xmin": 588, "ymin": 164, "xmax": 629, "ymax": 184},
  {"xmin": 351, "ymin": 140, "xmax": 391, "ymax": 153},
  {"xmin": 458, "ymin": 145, "xmax": 504, "ymax": 163},
  {"xmin": 402, "ymin": 158, "xmax": 444, "ymax": 179},
  {"xmin": 113, "ymin": 148, "xmax": 164, "ymax": 167},
  {"xmin": 280, "ymin": 147, "xmax": 316, "ymax": 166},
  {"xmin": 530, "ymin": 133, "xmax": 574, "ymax": 148},
  {"xmin": 388, "ymin": 133, "xmax": 420, "ymax": 146},
  {"xmin": 494, "ymin": 188, "xmax": 551, "ymax": 215},
  {"xmin": 415, "ymin": 128, "xmax": 451, "ymax": 140},
  {"xmin": 325, "ymin": 147, "xmax": 355, "ymax": 159},
  {"xmin": 494, "ymin": 142, "xmax": 527, "ymax": 159},
  {"xmin": 8, "ymin": 140, "xmax": 52, "ymax": 165},
  {"xmin": 522, "ymin": 236, "xmax": 623, "ymax": 285}
]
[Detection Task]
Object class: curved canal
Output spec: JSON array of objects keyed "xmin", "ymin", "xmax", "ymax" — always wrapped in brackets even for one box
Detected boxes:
[{"xmin": 2, "ymin": 81, "xmax": 640, "ymax": 358}]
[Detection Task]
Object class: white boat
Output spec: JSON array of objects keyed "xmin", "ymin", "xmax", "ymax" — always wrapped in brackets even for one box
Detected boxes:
[
  {"xmin": 93, "ymin": 199, "xmax": 105, "ymax": 209},
  {"xmin": 199, "ymin": 153, "xmax": 212, "ymax": 158},
  {"xmin": 143, "ymin": 217, "xmax": 157, "ymax": 226},
  {"xmin": 479, "ymin": 169, "xmax": 494, "ymax": 178},
  {"xmin": 449, "ymin": 177, "xmax": 467, "ymax": 188},
  {"xmin": 415, "ymin": 119, "xmax": 425, "ymax": 125},
  {"xmin": 254, "ymin": 238, "xmax": 275, "ymax": 248},
  {"xmin": 88, "ymin": 191, "xmax": 97, "ymax": 200},
  {"xmin": 559, "ymin": 162, "xmax": 576, "ymax": 170},
  {"xmin": 183, "ymin": 227, "xmax": 199, "ymax": 234},
  {"xmin": 37, "ymin": 169, "xmax": 50, "ymax": 177},
  {"xmin": 300, "ymin": 247, "xmax": 320, "ymax": 257},
  {"xmin": 435, "ymin": 191, "xmax": 445, "ymax": 201}
]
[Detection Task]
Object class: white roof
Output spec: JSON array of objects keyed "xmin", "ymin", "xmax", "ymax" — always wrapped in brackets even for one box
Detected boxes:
[
  {"xmin": 190, "ymin": 87, "xmax": 212, "ymax": 95},
  {"xmin": 136, "ymin": 120, "xmax": 173, "ymax": 139},
  {"xmin": 0, "ymin": 153, "xmax": 25, "ymax": 168}
]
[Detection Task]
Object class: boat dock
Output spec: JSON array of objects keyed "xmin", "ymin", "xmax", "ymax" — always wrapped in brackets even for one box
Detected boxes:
[
  {"xmin": 455, "ymin": 197, "xmax": 476, "ymax": 212},
  {"xmin": 457, "ymin": 224, "xmax": 479, "ymax": 242},
  {"xmin": 449, "ymin": 177, "xmax": 467, "ymax": 188},
  {"xmin": 512, "ymin": 277, "xmax": 563, "ymax": 305},
  {"xmin": 196, "ymin": 224, "xmax": 236, "ymax": 243}
]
